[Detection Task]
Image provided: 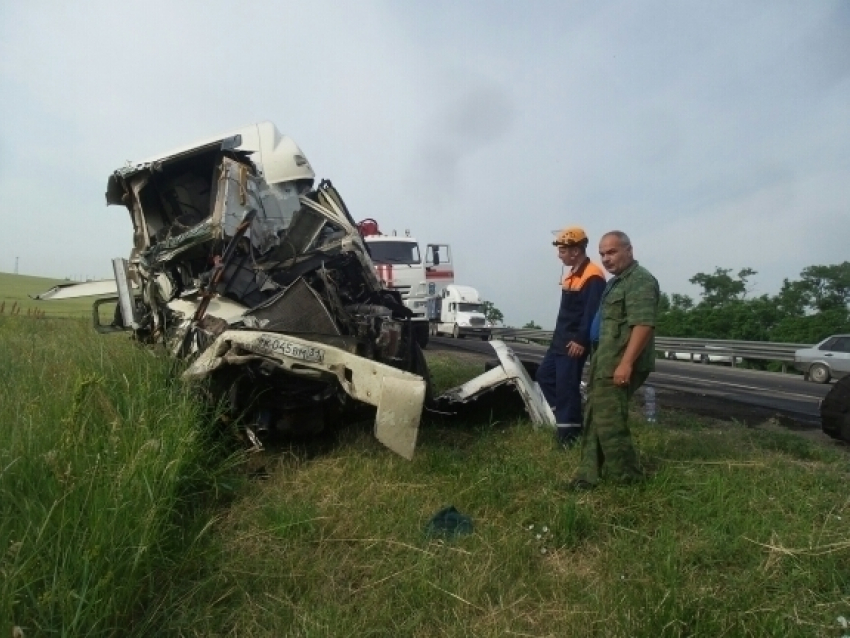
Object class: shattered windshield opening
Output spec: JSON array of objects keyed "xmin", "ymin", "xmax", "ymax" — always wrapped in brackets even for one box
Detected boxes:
[{"xmin": 367, "ymin": 242, "xmax": 420, "ymax": 265}]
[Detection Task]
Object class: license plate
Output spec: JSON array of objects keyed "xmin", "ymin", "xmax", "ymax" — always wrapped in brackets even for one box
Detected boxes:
[{"xmin": 254, "ymin": 336, "xmax": 325, "ymax": 363}]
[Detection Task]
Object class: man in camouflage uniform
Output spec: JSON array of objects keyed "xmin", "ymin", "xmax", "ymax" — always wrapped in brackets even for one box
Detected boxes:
[{"xmin": 570, "ymin": 231, "xmax": 659, "ymax": 489}]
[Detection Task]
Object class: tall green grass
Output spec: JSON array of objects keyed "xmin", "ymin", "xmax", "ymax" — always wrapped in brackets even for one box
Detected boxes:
[
  {"xmin": 153, "ymin": 355, "xmax": 850, "ymax": 637},
  {"xmin": 0, "ymin": 317, "xmax": 235, "ymax": 636},
  {"xmin": 4, "ymin": 324, "xmax": 850, "ymax": 636}
]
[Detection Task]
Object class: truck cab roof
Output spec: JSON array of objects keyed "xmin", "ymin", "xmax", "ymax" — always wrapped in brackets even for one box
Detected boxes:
[
  {"xmin": 363, "ymin": 235, "xmax": 418, "ymax": 243},
  {"xmin": 107, "ymin": 121, "xmax": 314, "ymax": 206}
]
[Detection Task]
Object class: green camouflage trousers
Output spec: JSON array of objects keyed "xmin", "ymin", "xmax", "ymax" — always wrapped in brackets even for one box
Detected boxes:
[{"xmin": 573, "ymin": 372, "xmax": 649, "ymax": 485}]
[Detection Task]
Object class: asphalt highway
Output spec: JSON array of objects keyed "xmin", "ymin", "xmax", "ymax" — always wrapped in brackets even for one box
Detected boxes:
[{"xmin": 429, "ymin": 336, "xmax": 831, "ymax": 424}]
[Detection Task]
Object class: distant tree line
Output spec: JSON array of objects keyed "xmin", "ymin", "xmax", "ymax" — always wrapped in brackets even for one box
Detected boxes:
[
  {"xmin": 482, "ymin": 300, "xmax": 504, "ymax": 325},
  {"xmin": 658, "ymin": 262, "xmax": 850, "ymax": 344}
]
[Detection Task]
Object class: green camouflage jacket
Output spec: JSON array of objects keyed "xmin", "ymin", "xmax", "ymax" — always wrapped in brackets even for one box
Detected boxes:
[{"xmin": 592, "ymin": 261, "xmax": 660, "ymax": 379}]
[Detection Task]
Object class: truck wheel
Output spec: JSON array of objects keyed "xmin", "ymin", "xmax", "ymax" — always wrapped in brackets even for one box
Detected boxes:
[
  {"xmin": 809, "ymin": 363, "xmax": 831, "ymax": 384},
  {"xmin": 480, "ymin": 335, "xmax": 489, "ymax": 341},
  {"xmin": 821, "ymin": 376, "xmax": 850, "ymax": 441},
  {"xmin": 411, "ymin": 342, "xmax": 434, "ymax": 406},
  {"xmin": 414, "ymin": 323, "xmax": 429, "ymax": 349}
]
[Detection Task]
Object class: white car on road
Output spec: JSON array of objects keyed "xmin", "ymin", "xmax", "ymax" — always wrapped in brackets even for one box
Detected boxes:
[
  {"xmin": 794, "ymin": 334, "xmax": 850, "ymax": 384},
  {"xmin": 663, "ymin": 346, "xmax": 741, "ymax": 365}
]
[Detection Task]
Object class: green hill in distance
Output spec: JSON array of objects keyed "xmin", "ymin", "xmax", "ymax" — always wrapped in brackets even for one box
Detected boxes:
[{"xmin": 0, "ymin": 272, "xmax": 105, "ymax": 318}]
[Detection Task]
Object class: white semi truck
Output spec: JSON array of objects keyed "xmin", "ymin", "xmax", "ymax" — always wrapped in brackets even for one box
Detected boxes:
[
  {"xmin": 428, "ymin": 284, "xmax": 491, "ymax": 340},
  {"xmin": 356, "ymin": 218, "xmax": 453, "ymax": 348}
]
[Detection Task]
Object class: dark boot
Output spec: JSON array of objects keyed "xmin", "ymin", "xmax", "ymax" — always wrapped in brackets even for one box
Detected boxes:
[{"xmin": 555, "ymin": 424, "xmax": 582, "ymax": 449}]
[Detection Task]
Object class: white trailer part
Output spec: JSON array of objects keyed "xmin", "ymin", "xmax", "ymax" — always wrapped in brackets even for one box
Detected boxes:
[{"xmin": 429, "ymin": 284, "xmax": 491, "ymax": 340}]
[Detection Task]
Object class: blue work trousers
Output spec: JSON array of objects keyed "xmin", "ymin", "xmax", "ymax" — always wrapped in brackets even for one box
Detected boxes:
[{"xmin": 536, "ymin": 350, "xmax": 587, "ymax": 425}]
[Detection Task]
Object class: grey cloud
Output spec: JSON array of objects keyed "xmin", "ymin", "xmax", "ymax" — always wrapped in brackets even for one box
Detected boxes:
[{"xmin": 409, "ymin": 81, "xmax": 516, "ymax": 199}]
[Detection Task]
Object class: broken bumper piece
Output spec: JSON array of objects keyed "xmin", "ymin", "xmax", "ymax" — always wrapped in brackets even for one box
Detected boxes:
[
  {"xmin": 184, "ymin": 330, "xmax": 426, "ymax": 460},
  {"xmin": 434, "ymin": 340, "xmax": 555, "ymax": 428}
]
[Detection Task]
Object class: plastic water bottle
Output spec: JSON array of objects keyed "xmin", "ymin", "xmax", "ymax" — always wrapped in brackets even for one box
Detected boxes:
[{"xmin": 644, "ymin": 386, "xmax": 657, "ymax": 423}]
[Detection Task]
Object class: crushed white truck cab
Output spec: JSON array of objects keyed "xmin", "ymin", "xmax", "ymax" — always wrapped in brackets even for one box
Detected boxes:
[{"xmin": 32, "ymin": 122, "xmax": 554, "ymax": 458}]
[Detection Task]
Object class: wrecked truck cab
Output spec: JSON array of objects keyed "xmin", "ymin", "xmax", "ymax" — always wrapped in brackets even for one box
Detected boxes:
[
  {"xmin": 34, "ymin": 122, "xmax": 554, "ymax": 458},
  {"xmin": 100, "ymin": 123, "xmax": 433, "ymax": 457}
]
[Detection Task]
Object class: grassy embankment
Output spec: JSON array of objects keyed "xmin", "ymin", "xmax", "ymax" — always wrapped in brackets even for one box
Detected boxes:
[
  {"xmin": 0, "ymin": 317, "xmax": 237, "ymax": 636},
  {"xmin": 2, "ymin": 312, "xmax": 850, "ymax": 636}
]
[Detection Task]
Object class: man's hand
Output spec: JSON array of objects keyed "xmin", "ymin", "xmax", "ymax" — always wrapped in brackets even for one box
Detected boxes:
[
  {"xmin": 613, "ymin": 361, "xmax": 633, "ymax": 387},
  {"xmin": 613, "ymin": 325, "xmax": 654, "ymax": 387},
  {"xmin": 566, "ymin": 341, "xmax": 586, "ymax": 357}
]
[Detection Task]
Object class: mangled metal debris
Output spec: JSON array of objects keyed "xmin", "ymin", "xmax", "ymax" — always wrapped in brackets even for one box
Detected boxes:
[
  {"xmin": 433, "ymin": 340, "xmax": 554, "ymax": 425},
  {"xmin": 34, "ymin": 122, "xmax": 554, "ymax": 458},
  {"xmin": 183, "ymin": 330, "xmax": 427, "ymax": 459}
]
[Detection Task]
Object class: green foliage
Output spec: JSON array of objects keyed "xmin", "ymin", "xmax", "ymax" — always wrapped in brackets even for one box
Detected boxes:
[
  {"xmin": 0, "ymin": 317, "xmax": 234, "ymax": 636},
  {"xmin": 481, "ymin": 300, "xmax": 504, "ymax": 325},
  {"xmin": 3, "ymin": 323, "xmax": 850, "ymax": 636},
  {"xmin": 522, "ymin": 320, "xmax": 542, "ymax": 329},
  {"xmin": 688, "ymin": 267, "xmax": 757, "ymax": 307},
  {"xmin": 660, "ymin": 262, "xmax": 850, "ymax": 342},
  {"xmin": 800, "ymin": 263, "xmax": 850, "ymax": 312}
]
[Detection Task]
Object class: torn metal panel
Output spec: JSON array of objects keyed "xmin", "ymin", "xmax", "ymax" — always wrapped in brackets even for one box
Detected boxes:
[
  {"xmin": 261, "ymin": 206, "xmax": 327, "ymax": 265},
  {"xmin": 435, "ymin": 340, "xmax": 556, "ymax": 428},
  {"xmin": 113, "ymin": 258, "xmax": 139, "ymax": 329},
  {"xmin": 242, "ymin": 278, "xmax": 340, "ymax": 335},
  {"xmin": 213, "ymin": 156, "xmax": 299, "ymax": 254},
  {"xmin": 138, "ymin": 219, "xmax": 219, "ymax": 269},
  {"xmin": 30, "ymin": 279, "xmax": 126, "ymax": 300},
  {"xmin": 166, "ymin": 297, "xmax": 248, "ymax": 325},
  {"xmin": 375, "ymin": 375, "xmax": 424, "ymax": 460}
]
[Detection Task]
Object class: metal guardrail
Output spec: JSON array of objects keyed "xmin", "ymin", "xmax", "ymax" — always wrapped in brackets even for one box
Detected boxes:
[
  {"xmin": 654, "ymin": 337, "xmax": 811, "ymax": 363},
  {"xmin": 490, "ymin": 328, "xmax": 555, "ymax": 342},
  {"xmin": 489, "ymin": 328, "xmax": 812, "ymax": 364}
]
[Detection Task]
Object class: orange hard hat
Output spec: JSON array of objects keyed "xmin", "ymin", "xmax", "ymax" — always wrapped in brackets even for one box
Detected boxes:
[{"xmin": 552, "ymin": 226, "xmax": 588, "ymax": 246}]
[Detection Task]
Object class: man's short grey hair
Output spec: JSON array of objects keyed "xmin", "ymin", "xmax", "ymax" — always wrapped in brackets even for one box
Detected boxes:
[{"xmin": 602, "ymin": 230, "xmax": 631, "ymax": 247}]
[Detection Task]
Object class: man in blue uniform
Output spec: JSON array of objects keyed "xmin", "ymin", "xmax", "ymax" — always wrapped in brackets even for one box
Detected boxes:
[{"xmin": 536, "ymin": 227, "xmax": 606, "ymax": 447}]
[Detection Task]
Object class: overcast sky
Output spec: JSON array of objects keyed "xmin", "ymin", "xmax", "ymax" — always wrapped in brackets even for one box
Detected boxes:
[{"xmin": 1, "ymin": 1, "xmax": 848, "ymax": 327}]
